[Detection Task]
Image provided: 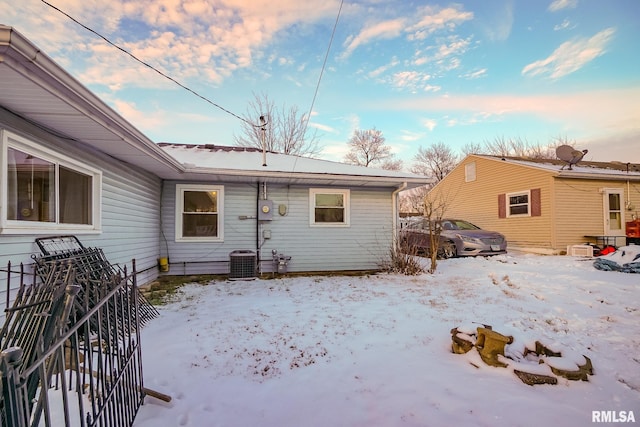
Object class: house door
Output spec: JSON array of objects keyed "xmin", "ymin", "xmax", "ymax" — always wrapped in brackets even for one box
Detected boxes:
[{"xmin": 603, "ymin": 188, "xmax": 625, "ymax": 236}]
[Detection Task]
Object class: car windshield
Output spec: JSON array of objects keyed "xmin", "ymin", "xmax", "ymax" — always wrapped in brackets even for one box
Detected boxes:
[{"xmin": 443, "ymin": 220, "xmax": 481, "ymax": 230}]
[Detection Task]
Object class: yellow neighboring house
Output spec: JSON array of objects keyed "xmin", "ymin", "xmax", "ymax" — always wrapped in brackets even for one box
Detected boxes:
[{"xmin": 427, "ymin": 155, "xmax": 640, "ymax": 254}]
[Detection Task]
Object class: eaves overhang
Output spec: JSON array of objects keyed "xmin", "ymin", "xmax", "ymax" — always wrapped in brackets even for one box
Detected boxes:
[
  {"xmin": 555, "ymin": 171, "xmax": 640, "ymax": 181},
  {"xmin": 0, "ymin": 25, "xmax": 184, "ymax": 178},
  {"xmin": 180, "ymin": 167, "xmax": 430, "ymax": 188},
  {"xmin": 475, "ymin": 155, "xmax": 640, "ymax": 182}
]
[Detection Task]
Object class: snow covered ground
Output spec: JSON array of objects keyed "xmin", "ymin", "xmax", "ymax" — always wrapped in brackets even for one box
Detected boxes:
[{"xmin": 134, "ymin": 249, "xmax": 640, "ymax": 427}]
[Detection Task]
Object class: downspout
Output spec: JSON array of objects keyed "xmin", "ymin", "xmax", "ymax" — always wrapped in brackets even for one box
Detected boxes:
[
  {"xmin": 392, "ymin": 182, "xmax": 408, "ymax": 252},
  {"xmin": 256, "ymin": 182, "xmax": 260, "ymax": 275},
  {"xmin": 158, "ymin": 179, "xmax": 170, "ymax": 273},
  {"xmin": 626, "ymin": 163, "xmax": 631, "ymax": 211}
]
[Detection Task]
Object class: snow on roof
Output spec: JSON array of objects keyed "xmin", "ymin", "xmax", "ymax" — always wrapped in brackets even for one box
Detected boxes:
[
  {"xmin": 158, "ymin": 143, "xmax": 428, "ymax": 182},
  {"xmin": 477, "ymin": 155, "xmax": 640, "ymax": 179}
]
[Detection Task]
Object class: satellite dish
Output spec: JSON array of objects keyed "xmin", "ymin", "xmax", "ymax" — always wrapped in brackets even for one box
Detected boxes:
[{"xmin": 556, "ymin": 145, "xmax": 588, "ymax": 170}]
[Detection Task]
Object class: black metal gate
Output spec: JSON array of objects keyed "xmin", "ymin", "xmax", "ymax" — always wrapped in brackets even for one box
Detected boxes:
[{"xmin": 0, "ymin": 238, "xmax": 158, "ymax": 427}]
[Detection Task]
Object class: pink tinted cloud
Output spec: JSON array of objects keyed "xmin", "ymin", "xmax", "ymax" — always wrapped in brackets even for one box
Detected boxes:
[{"xmin": 522, "ymin": 28, "xmax": 615, "ymax": 79}]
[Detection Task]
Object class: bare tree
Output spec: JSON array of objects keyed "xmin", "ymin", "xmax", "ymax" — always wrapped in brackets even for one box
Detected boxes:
[
  {"xmin": 411, "ymin": 142, "xmax": 458, "ymax": 186},
  {"xmin": 527, "ymin": 143, "xmax": 556, "ymax": 159},
  {"xmin": 234, "ymin": 92, "xmax": 321, "ymax": 156},
  {"xmin": 479, "ymin": 136, "xmax": 557, "ymax": 159},
  {"xmin": 423, "ymin": 191, "xmax": 449, "ymax": 273},
  {"xmin": 482, "ymin": 136, "xmax": 516, "ymax": 157},
  {"xmin": 344, "ymin": 128, "xmax": 399, "ymax": 169},
  {"xmin": 460, "ymin": 142, "xmax": 484, "ymax": 156},
  {"xmin": 399, "ymin": 186, "xmax": 429, "ymax": 214},
  {"xmin": 381, "ymin": 157, "xmax": 404, "ymax": 171}
]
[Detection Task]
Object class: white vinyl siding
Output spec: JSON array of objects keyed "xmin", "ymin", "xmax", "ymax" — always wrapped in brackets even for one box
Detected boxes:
[
  {"xmin": 279, "ymin": 186, "xmax": 391, "ymax": 272},
  {"xmin": 161, "ymin": 181, "xmax": 255, "ymax": 275},
  {"xmin": 0, "ymin": 115, "xmax": 162, "ymax": 301},
  {"xmin": 161, "ymin": 183, "xmax": 393, "ymax": 274}
]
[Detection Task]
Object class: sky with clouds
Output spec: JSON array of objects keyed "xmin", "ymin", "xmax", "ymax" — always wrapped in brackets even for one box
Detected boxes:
[{"xmin": 2, "ymin": 0, "xmax": 639, "ymax": 166}]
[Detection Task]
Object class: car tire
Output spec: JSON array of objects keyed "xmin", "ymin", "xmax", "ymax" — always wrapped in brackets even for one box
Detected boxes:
[{"xmin": 440, "ymin": 241, "xmax": 456, "ymax": 259}]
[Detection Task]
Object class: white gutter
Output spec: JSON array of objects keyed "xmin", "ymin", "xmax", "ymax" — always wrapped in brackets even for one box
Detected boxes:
[
  {"xmin": 557, "ymin": 172, "xmax": 640, "ymax": 181},
  {"xmin": 183, "ymin": 167, "xmax": 428, "ymax": 186},
  {"xmin": 0, "ymin": 25, "xmax": 185, "ymax": 174},
  {"xmin": 392, "ymin": 182, "xmax": 408, "ymax": 253}
]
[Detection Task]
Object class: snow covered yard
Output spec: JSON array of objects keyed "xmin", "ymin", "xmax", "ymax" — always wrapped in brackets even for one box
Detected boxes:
[{"xmin": 134, "ymin": 251, "xmax": 640, "ymax": 427}]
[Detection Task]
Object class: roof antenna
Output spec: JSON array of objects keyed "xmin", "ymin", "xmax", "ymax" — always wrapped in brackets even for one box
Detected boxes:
[
  {"xmin": 259, "ymin": 115, "xmax": 268, "ymax": 167},
  {"xmin": 556, "ymin": 144, "xmax": 588, "ymax": 170}
]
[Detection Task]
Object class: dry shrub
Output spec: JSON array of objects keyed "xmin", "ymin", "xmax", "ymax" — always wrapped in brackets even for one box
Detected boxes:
[{"xmin": 381, "ymin": 238, "xmax": 425, "ymax": 275}]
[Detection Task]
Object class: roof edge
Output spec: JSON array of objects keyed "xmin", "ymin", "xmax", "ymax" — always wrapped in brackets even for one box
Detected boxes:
[
  {"xmin": 0, "ymin": 25, "xmax": 185, "ymax": 174},
  {"xmin": 183, "ymin": 166, "xmax": 429, "ymax": 187},
  {"xmin": 478, "ymin": 154, "xmax": 640, "ymax": 174}
]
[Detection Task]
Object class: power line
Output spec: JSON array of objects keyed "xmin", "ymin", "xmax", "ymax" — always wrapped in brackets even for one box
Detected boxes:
[
  {"xmin": 302, "ymin": 0, "xmax": 344, "ymax": 138},
  {"xmin": 40, "ymin": 0, "xmax": 257, "ymax": 127},
  {"xmin": 287, "ymin": 0, "xmax": 343, "ymax": 173}
]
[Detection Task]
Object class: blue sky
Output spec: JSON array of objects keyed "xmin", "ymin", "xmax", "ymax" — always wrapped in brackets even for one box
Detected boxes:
[{"xmin": 3, "ymin": 0, "xmax": 639, "ymax": 167}]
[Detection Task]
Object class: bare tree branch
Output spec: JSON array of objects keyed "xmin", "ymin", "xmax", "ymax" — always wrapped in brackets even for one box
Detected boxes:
[
  {"xmin": 234, "ymin": 92, "xmax": 321, "ymax": 156},
  {"xmin": 381, "ymin": 158, "xmax": 404, "ymax": 171},
  {"xmin": 399, "ymin": 186, "xmax": 429, "ymax": 214},
  {"xmin": 478, "ymin": 137, "xmax": 557, "ymax": 159},
  {"xmin": 482, "ymin": 136, "xmax": 512, "ymax": 157},
  {"xmin": 460, "ymin": 142, "xmax": 484, "ymax": 156}
]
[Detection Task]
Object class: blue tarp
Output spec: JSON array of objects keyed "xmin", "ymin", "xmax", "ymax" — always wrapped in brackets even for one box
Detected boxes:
[{"xmin": 593, "ymin": 246, "xmax": 640, "ymax": 273}]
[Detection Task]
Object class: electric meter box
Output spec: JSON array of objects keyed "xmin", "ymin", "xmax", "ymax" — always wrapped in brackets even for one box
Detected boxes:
[{"xmin": 258, "ymin": 200, "xmax": 273, "ymax": 221}]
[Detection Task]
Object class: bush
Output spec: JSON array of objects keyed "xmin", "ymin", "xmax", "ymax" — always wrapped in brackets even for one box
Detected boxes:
[{"xmin": 381, "ymin": 238, "xmax": 425, "ymax": 275}]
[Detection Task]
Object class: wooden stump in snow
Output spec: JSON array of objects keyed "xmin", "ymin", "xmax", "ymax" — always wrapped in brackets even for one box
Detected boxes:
[{"xmin": 475, "ymin": 327, "xmax": 513, "ymax": 368}]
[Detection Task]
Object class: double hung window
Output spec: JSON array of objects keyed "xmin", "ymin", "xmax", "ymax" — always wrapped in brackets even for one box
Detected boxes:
[
  {"xmin": 507, "ymin": 191, "xmax": 530, "ymax": 216},
  {"xmin": 175, "ymin": 184, "xmax": 224, "ymax": 241},
  {"xmin": 309, "ymin": 189, "xmax": 350, "ymax": 226}
]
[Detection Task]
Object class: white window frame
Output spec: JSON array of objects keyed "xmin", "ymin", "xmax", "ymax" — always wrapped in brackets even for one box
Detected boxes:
[
  {"xmin": 506, "ymin": 190, "xmax": 530, "ymax": 217},
  {"xmin": 465, "ymin": 162, "xmax": 476, "ymax": 182},
  {"xmin": 1, "ymin": 130, "xmax": 102, "ymax": 234},
  {"xmin": 309, "ymin": 188, "xmax": 350, "ymax": 227},
  {"xmin": 175, "ymin": 184, "xmax": 224, "ymax": 242}
]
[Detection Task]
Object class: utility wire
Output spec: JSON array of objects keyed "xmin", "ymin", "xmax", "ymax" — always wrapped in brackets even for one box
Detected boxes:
[
  {"xmin": 302, "ymin": 0, "xmax": 343, "ymax": 138},
  {"xmin": 287, "ymin": 0, "xmax": 343, "ymax": 173},
  {"xmin": 40, "ymin": 0, "xmax": 257, "ymax": 127}
]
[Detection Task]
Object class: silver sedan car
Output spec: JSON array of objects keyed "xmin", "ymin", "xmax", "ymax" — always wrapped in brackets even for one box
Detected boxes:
[{"xmin": 400, "ymin": 218, "xmax": 508, "ymax": 258}]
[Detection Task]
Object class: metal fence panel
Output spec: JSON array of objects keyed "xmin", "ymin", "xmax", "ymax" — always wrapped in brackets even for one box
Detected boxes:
[{"xmin": 0, "ymin": 254, "xmax": 149, "ymax": 427}]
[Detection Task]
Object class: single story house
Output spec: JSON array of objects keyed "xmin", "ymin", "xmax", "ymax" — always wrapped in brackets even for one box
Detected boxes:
[
  {"xmin": 426, "ymin": 154, "xmax": 640, "ymax": 254},
  {"xmin": 0, "ymin": 25, "xmax": 428, "ymax": 295},
  {"xmin": 155, "ymin": 143, "xmax": 429, "ymax": 275}
]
